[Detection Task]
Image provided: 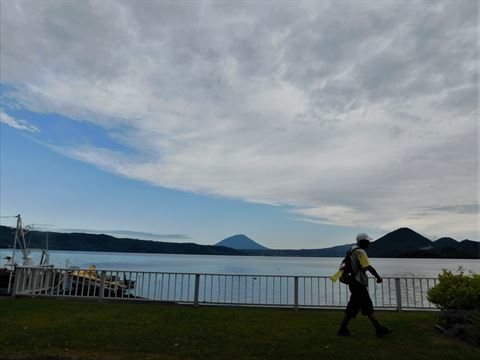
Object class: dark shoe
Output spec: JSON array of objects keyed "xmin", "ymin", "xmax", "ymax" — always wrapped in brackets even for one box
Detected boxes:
[
  {"xmin": 376, "ymin": 326, "xmax": 393, "ymax": 338},
  {"xmin": 337, "ymin": 327, "xmax": 352, "ymax": 336}
]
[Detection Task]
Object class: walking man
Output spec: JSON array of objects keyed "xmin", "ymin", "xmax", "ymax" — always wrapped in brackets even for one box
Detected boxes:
[{"xmin": 337, "ymin": 233, "xmax": 392, "ymax": 338}]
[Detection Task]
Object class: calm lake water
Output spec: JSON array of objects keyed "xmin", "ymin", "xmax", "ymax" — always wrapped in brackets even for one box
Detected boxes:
[{"xmin": 1, "ymin": 249, "xmax": 478, "ymax": 278}]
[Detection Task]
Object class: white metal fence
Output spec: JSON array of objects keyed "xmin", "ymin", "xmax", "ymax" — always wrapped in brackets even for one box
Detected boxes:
[{"xmin": 11, "ymin": 266, "xmax": 439, "ymax": 311}]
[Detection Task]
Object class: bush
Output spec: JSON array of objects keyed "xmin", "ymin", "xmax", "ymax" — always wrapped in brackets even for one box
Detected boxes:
[
  {"xmin": 466, "ymin": 309, "xmax": 480, "ymax": 347},
  {"xmin": 427, "ymin": 268, "xmax": 480, "ymax": 310},
  {"xmin": 428, "ymin": 268, "xmax": 480, "ymax": 346}
]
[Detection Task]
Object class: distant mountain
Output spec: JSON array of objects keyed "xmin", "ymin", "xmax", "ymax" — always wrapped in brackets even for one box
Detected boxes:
[
  {"xmin": 456, "ymin": 240, "xmax": 480, "ymax": 258},
  {"xmin": 433, "ymin": 237, "xmax": 458, "ymax": 249},
  {"xmin": 368, "ymin": 228, "xmax": 479, "ymax": 259},
  {"xmin": 0, "ymin": 226, "xmax": 240, "ymax": 256},
  {"xmin": 0, "ymin": 225, "xmax": 477, "ymax": 259},
  {"xmin": 368, "ymin": 227, "xmax": 432, "ymax": 257},
  {"xmin": 215, "ymin": 234, "xmax": 269, "ymax": 250},
  {"xmin": 242, "ymin": 228, "xmax": 479, "ymax": 259},
  {"xmin": 242, "ymin": 243, "xmax": 353, "ymax": 257}
]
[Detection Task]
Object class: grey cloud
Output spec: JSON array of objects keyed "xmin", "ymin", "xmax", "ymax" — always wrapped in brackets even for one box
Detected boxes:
[
  {"xmin": 1, "ymin": 1, "xmax": 131, "ymax": 83},
  {"xmin": 0, "ymin": 0, "xmax": 477, "ymax": 239},
  {"xmin": 47, "ymin": 227, "xmax": 190, "ymax": 241},
  {"xmin": 439, "ymin": 85, "xmax": 478, "ymax": 116},
  {"xmin": 105, "ymin": 230, "xmax": 190, "ymax": 240},
  {"xmin": 427, "ymin": 204, "xmax": 479, "ymax": 214}
]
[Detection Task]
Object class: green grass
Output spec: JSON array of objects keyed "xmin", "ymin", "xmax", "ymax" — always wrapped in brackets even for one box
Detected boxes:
[{"xmin": 0, "ymin": 298, "xmax": 478, "ymax": 360}]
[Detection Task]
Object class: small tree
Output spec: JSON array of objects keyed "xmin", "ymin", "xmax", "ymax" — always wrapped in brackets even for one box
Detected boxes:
[
  {"xmin": 427, "ymin": 269, "xmax": 480, "ymax": 310},
  {"xmin": 428, "ymin": 268, "xmax": 480, "ymax": 346}
]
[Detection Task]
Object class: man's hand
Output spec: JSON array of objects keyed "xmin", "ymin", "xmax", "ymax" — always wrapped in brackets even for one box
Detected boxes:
[{"xmin": 376, "ymin": 277, "xmax": 383, "ymax": 284}]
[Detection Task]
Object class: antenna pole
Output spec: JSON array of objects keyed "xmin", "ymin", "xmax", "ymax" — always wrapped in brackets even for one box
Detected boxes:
[
  {"xmin": 7, "ymin": 215, "xmax": 21, "ymax": 293},
  {"xmin": 19, "ymin": 218, "xmax": 30, "ymax": 265}
]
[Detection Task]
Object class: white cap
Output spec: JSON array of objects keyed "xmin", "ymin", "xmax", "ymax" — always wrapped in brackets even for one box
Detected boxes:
[{"xmin": 356, "ymin": 233, "xmax": 372, "ymax": 243}]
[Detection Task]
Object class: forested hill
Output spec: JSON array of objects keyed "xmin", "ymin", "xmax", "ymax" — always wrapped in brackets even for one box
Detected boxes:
[
  {"xmin": 215, "ymin": 234, "xmax": 269, "ymax": 250},
  {"xmin": 237, "ymin": 228, "xmax": 479, "ymax": 259},
  {"xmin": 0, "ymin": 226, "xmax": 240, "ymax": 255},
  {"xmin": 368, "ymin": 228, "xmax": 479, "ymax": 259},
  {"xmin": 0, "ymin": 226, "xmax": 478, "ymax": 259}
]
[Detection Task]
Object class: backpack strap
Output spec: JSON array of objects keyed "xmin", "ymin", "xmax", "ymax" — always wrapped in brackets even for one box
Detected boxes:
[
  {"xmin": 348, "ymin": 246, "xmax": 360, "ymax": 256},
  {"xmin": 348, "ymin": 247, "xmax": 362, "ymax": 276}
]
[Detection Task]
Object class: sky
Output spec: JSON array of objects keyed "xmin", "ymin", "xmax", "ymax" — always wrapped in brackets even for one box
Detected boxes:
[{"xmin": 0, "ymin": 0, "xmax": 478, "ymax": 248}]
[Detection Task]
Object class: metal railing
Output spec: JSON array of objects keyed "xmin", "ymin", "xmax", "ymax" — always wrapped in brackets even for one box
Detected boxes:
[{"xmin": 11, "ymin": 266, "xmax": 440, "ymax": 311}]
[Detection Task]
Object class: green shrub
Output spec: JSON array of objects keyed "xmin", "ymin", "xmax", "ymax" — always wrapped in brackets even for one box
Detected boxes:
[
  {"xmin": 428, "ymin": 269, "xmax": 480, "ymax": 346},
  {"xmin": 466, "ymin": 308, "xmax": 480, "ymax": 346},
  {"xmin": 427, "ymin": 269, "xmax": 480, "ymax": 310}
]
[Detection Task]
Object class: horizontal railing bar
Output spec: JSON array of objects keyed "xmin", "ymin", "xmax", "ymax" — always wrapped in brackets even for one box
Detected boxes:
[
  {"xmin": 13, "ymin": 267, "xmax": 439, "ymax": 280},
  {"xmin": 8, "ymin": 292, "xmax": 438, "ymax": 309}
]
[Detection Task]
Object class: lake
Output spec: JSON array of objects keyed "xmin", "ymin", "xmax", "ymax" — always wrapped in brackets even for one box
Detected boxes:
[{"xmin": 1, "ymin": 249, "xmax": 478, "ymax": 277}]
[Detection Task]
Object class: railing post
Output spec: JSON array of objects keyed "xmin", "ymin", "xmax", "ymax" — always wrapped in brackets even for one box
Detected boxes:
[
  {"xmin": 31, "ymin": 268, "xmax": 38, "ymax": 297},
  {"xmin": 11, "ymin": 267, "xmax": 21, "ymax": 298},
  {"xmin": 98, "ymin": 271, "xmax": 106, "ymax": 302},
  {"xmin": 294, "ymin": 276, "xmax": 299, "ymax": 311},
  {"xmin": 7, "ymin": 266, "xmax": 15, "ymax": 294},
  {"xmin": 395, "ymin": 278, "xmax": 402, "ymax": 312},
  {"xmin": 44, "ymin": 269, "xmax": 52, "ymax": 295},
  {"xmin": 194, "ymin": 274, "xmax": 200, "ymax": 307}
]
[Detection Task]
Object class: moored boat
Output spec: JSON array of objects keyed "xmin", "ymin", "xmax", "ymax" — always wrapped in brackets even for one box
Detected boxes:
[
  {"xmin": 1, "ymin": 215, "xmax": 136, "ymax": 297},
  {"xmin": 68, "ymin": 265, "xmax": 135, "ymax": 297},
  {"xmin": 0, "ymin": 215, "xmax": 33, "ymax": 294}
]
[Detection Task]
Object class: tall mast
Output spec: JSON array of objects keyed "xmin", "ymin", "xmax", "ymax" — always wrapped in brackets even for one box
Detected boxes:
[
  {"xmin": 7, "ymin": 214, "xmax": 22, "ymax": 292},
  {"xmin": 16, "ymin": 215, "xmax": 30, "ymax": 266},
  {"xmin": 9, "ymin": 215, "xmax": 21, "ymax": 270}
]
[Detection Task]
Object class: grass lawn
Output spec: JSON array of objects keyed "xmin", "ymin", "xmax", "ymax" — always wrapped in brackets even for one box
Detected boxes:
[{"xmin": 0, "ymin": 298, "xmax": 478, "ymax": 360}]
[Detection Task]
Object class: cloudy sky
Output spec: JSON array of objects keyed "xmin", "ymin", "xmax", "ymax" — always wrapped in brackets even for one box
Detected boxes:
[{"xmin": 0, "ymin": 0, "xmax": 478, "ymax": 247}]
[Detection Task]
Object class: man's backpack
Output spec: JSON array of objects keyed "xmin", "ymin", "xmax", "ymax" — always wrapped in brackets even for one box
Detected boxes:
[{"xmin": 338, "ymin": 247, "xmax": 360, "ymax": 285}]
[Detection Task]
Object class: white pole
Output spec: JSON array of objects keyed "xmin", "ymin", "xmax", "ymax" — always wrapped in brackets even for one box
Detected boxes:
[
  {"xmin": 19, "ymin": 218, "xmax": 30, "ymax": 266},
  {"xmin": 7, "ymin": 215, "xmax": 21, "ymax": 293}
]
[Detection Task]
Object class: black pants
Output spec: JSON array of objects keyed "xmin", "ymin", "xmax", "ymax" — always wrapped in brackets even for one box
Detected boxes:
[{"xmin": 345, "ymin": 280, "xmax": 374, "ymax": 318}]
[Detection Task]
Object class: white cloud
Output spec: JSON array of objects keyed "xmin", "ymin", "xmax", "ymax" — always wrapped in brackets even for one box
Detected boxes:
[
  {"xmin": 0, "ymin": 111, "xmax": 40, "ymax": 133},
  {"xmin": 0, "ymin": 0, "xmax": 478, "ymax": 239}
]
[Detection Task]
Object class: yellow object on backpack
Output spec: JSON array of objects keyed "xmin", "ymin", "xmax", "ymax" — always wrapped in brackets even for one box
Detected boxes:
[{"xmin": 330, "ymin": 269, "xmax": 344, "ymax": 282}]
